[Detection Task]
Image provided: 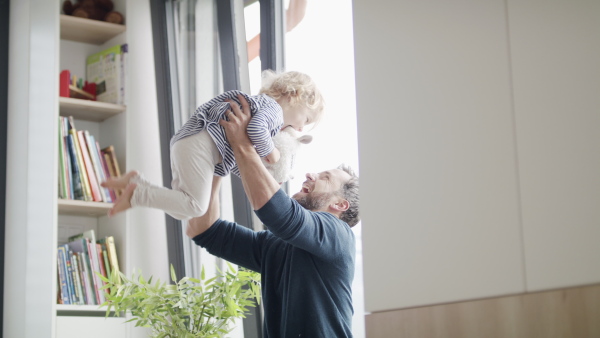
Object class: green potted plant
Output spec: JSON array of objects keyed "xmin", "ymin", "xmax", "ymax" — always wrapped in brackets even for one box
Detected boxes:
[{"xmin": 98, "ymin": 263, "xmax": 261, "ymax": 338}]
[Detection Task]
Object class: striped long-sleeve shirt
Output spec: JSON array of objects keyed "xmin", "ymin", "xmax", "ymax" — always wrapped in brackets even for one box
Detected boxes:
[{"xmin": 170, "ymin": 90, "xmax": 284, "ymax": 177}]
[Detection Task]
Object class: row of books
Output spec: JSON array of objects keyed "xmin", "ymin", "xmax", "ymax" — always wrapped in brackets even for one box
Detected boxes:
[
  {"xmin": 58, "ymin": 116, "xmax": 122, "ymax": 202},
  {"xmin": 57, "ymin": 230, "xmax": 121, "ymax": 306},
  {"xmin": 87, "ymin": 43, "xmax": 128, "ymax": 105}
]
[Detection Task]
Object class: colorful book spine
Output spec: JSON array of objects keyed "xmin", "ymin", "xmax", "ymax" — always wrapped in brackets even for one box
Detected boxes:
[
  {"xmin": 97, "ymin": 141, "xmax": 117, "ymax": 201},
  {"xmin": 58, "ymin": 245, "xmax": 76, "ymax": 304},
  {"xmin": 68, "ymin": 118, "xmax": 92, "ymax": 201},
  {"xmin": 85, "ymin": 131, "xmax": 111, "ymax": 202},
  {"xmin": 70, "ymin": 252, "xmax": 85, "ymax": 305},
  {"xmin": 76, "ymin": 130, "xmax": 102, "ymax": 202},
  {"xmin": 100, "ymin": 236, "xmax": 121, "ymax": 284},
  {"xmin": 80, "ymin": 251, "xmax": 97, "ymax": 305},
  {"xmin": 66, "ymin": 134, "xmax": 85, "ymax": 200},
  {"xmin": 74, "ymin": 252, "xmax": 88, "ymax": 305},
  {"xmin": 102, "ymin": 145, "xmax": 122, "ymax": 197},
  {"xmin": 96, "ymin": 243, "xmax": 109, "ymax": 293},
  {"xmin": 61, "ymin": 117, "xmax": 74, "ymax": 199},
  {"xmin": 57, "ymin": 247, "xmax": 71, "ymax": 304},
  {"xmin": 57, "ymin": 118, "xmax": 68, "ymax": 199}
]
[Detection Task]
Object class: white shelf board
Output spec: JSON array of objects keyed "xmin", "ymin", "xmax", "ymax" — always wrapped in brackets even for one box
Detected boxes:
[
  {"xmin": 58, "ymin": 199, "xmax": 113, "ymax": 217},
  {"xmin": 59, "ymin": 97, "xmax": 125, "ymax": 122},
  {"xmin": 60, "ymin": 15, "xmax": 126, "ymax": 45}
]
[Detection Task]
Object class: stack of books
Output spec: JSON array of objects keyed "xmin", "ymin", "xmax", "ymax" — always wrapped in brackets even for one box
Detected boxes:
[
  {"xmin": 57, "ymin": 230, "xmax": 121, "ymax": 305},
  {"xmin": 58, "ymin": 116, "xmax": 121, "ymax": 202}
]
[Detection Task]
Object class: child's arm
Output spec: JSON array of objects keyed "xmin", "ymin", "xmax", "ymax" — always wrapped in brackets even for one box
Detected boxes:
[{"xmin": 264, "ymin": 147, "xmax": 280, "ymax": 164}]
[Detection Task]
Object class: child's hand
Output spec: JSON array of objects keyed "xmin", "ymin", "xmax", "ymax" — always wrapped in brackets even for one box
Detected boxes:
[{"xmin": 265, "ymin": 148, "xmax": 281, "ymax": 164}]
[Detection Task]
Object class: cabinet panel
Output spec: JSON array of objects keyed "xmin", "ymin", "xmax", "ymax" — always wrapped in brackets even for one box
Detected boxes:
[
  {"xmin": 56, "ymin": 317, "xmax": 127, "ymax": 338},
  {"xmin": 354, "ymin": 0, "xmax": 525, "ymax": 312},
  {"xmin": 508, "ymin": 0, "xmax": 600, "ymax": 291}
]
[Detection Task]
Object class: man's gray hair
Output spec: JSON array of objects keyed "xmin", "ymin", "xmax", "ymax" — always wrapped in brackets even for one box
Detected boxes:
[{"xmin": 337, "ymin": 164, "xmax": 360, "ymax": 227}]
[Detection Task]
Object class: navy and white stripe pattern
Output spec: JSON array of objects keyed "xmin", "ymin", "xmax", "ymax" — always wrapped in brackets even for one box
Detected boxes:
[{"xmin": 171, "ymin": 90, "xmax": 284, "ymax": 177}]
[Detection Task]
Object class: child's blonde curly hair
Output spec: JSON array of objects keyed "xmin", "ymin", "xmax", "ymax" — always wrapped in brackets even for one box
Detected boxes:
[{"xmin": 259, "ymin": 70, "xmax": 325, "ymax": 125}]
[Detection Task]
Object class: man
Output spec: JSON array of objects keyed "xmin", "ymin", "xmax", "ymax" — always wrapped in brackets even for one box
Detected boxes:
[{"xmin": 186, "ymin": 95, "xmax": 360, "ymax": 337}]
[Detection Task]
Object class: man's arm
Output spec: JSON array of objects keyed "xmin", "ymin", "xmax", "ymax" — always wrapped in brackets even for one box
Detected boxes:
[
  {"xmin": 220, "ymin": 96, "xmax": 281, "ymax": 210},
  {"xmin": 186, "ymin": 176, "xmax": 222, "ymax": 238}
]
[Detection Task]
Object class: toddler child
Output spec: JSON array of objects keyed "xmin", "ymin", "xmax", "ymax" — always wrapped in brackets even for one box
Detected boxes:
[{"xmin": 101, "ymin": 70, "xmax": 324, "ymax": 219}]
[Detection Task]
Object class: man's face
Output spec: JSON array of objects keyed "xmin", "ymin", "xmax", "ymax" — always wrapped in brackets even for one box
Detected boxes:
[{"xmin": 292, "ymin": 169, "xmax": 351, "ymax": 212}]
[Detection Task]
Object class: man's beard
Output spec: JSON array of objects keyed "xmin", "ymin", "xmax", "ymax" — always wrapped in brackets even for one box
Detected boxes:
[{"xmin": 293, "ymin": 191, "xmax": 335, "ymax": 211}]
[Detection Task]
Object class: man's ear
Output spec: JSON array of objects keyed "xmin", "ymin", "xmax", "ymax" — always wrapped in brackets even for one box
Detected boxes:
[{"xmin": 330, "ymin": 199, "xmax": 349, "ymax": 212}]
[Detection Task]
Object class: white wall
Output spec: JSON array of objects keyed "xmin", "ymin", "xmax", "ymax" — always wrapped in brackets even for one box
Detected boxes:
[
  {"xmin": 123, "ymin": 6, "xmax": 169, "ymax": 337},
  {"xmin": 354, "ymin": 0, "xmax": 600, "ymax": 313},
  {"xmin": 5, "ymin": 0, "xmax": 59, "ymax": 336}
]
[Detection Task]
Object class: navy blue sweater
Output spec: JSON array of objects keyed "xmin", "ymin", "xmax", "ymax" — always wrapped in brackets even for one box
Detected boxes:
[{"xmin": 192, "ymin": 189, "xmax": 355, "ymax": 337}]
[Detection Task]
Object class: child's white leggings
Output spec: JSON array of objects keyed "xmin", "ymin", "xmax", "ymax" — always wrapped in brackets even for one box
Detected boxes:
[{"xmin": 129, "ymin": 130, "xmax": 221, "ymax": 220}]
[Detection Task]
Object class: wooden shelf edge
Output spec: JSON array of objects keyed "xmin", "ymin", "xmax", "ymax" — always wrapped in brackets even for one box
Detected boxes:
[
  {"xmin": 59, "ymin": 97, "xmax": 126, "ymax": 122},
  {"xmin": 56, "ymin": 304, "xmax": 106, "ymax": 312},
  {"xmin": 59, "ymin": 97, "xmax": 126, "ymax": 111},
  {"xmin": 56, "ymin": 304, "xmax": 122, "ymax": 317},
  {"xmin": 58, "ymin": 199, "xmax": 113, "ymax": 217}
]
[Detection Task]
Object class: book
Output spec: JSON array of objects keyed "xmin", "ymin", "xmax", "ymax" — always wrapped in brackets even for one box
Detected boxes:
[
  {"xmin": 66, "ymin": 238, "xmax": 98, "ymax": 305},
  {"xmin": 61, "ymin": 117, "xmax": 74, "ymax": 199},
  {"xmin": 98, "ymin": 236, "xmax": 121, "ymax": 284},
  {"xmin": 99, "ymin": 242, "xmax": 111, "ymax": 278},
  {"xmin": 56, "ymin": 246, "xmax": 71, "ymax": 304},
  {"xmin": 97, "ymin": 141, "xmax": 117, "ymax": 201},
  {"xmin": 74, "ymin": 252, "xmax": 89, "ymax": 305},
  {"xmin": 68, "ymin": 117, "xmax": 93, "ymax": 201},
  {"xmin": 79, "ymin": 251, "xmax": 96, "ymax": 305},
  {"xmin": 96, "ymin": 243, "xmax": 109, "ymax": 294},
  {"xmin": 68, "ymin": 230, "xmax": 106, "ymax": 304},
  {"xmin": 57, "ymin": 118, "xmax": 69, "ymax": 199},
  {"xmin": 65, "ymin": 133, "xmax": 84, "ymax": 200},
  {"xmin": 58, "ymin": 245, "xmax": 77, "ymax": 304},
  {"xmin": 102, "ymin": 145, "xmax": 122, "ymax": 197},
  {"xmin": 85, "ymin": 131, "xmax": 112, "ymax": 202},
  {"xmin": 87, "ymin": 44, "xmax": 125, "ymax": 105},
  {"xmin": 69, "ymin": 250, "xmax": 85, "ymax": 305},
  {"xmin": 77, "ymin": 130, "xmax": 102, "ymax": 202}
]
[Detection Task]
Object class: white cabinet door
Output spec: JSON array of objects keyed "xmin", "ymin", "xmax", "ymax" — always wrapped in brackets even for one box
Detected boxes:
[
  {"xmin": 56, "ymin": 317, "xmax": 128, "ymax": 338},
  {"xmin": 508, "ymin": 0, "xmax": 600, "ymax": 291},
  {"xmin": 354, "ymin": 0, "xmax": 526, "ymax": 312}
]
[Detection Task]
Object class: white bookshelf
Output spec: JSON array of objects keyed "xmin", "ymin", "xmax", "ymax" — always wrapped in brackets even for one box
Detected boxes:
[
  {"xmin": 6, "ymin": 1, "xmax": 167, "ymax": 337},
  {"xmin": 56, "ymin": 9, "xmax": 129, "ymax": 336}
]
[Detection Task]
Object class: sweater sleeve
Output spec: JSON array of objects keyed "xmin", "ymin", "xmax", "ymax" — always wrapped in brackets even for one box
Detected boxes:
[
  {"xmin": 246, "ymin": 99, "xmax": 284, "ymax": 157},
  {"xmin": 255, "ymin": 189, "xmax": 354, "ymax": 260},
  {"xmin": 191, "ymin": 219, "xmax": 267, "ymax": 272}
]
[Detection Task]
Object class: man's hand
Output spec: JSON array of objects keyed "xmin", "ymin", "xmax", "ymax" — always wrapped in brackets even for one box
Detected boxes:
[
  {"xmin": 220, "ymin": 95, "xmax": 253, "ymax": 151},
  {"xmin": 220, "ymin": 94, "xmax": 281, "ymax": 210}
]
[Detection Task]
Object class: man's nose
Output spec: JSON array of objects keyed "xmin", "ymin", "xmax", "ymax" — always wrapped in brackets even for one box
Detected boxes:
[{"xmin": 306, "ymin": 173, "xmax": 316, "ymax": 181}]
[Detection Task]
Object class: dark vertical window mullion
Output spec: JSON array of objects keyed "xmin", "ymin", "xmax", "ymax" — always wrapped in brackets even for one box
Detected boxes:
[
  {"xmin": 216, "ymin": 1, "xmax": 255, "ymax": 231},
  {"xmin": 259, "ymin": 0, "xmax": 285, "ymax": 72},
  {"xmin": 149, "ymin": 0, "xmax": 186, "ymax": 281},
  {"xmin": 260, "ymin": 0, "xmax": 288, "ymax": 196},
  {"xmin": 216, "ymin": 1, "xmax": 262, "ymax": 337},
  {"xmin": 0, "ymin": 0, "xmax": 9, "ymax": 333}
]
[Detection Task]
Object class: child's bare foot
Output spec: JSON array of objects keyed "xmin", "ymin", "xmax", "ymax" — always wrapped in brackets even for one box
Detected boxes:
[
  {"xmin": 108, "ymin": 183, "xmax": 136, "ymax": 217},
  {"xmin": 102, "ymin": 170, "xmax": 139, "ymax": 190}
]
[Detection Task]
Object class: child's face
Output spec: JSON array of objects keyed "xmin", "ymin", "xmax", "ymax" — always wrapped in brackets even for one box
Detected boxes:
[{"xmin": 282, "ymin": 103, "xmax": 315, "ymax": 132}]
